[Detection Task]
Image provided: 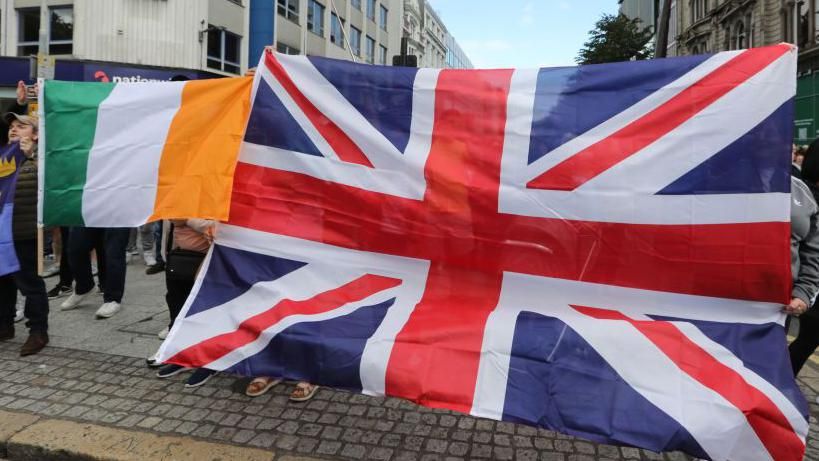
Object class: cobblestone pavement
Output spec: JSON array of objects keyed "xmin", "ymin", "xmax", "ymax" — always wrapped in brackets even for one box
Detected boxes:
[{"xmin": 2, "ymin": 261, "xmax": 819, "ymax": 460}]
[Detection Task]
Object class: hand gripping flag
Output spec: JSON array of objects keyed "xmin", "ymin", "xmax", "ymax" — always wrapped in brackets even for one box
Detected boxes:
[
  {"xmin": 158, "ymin": 44, "xmax": 806, "ymax": 460},
  {"xmin": 0, "ymin": 143, "xmax": 25, "ymax": 276}
]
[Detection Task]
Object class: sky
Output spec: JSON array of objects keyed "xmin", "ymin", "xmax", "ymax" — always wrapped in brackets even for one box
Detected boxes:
[{"xmin": 426, "ymin": 0, "xmax": 620, "ymax": 69}]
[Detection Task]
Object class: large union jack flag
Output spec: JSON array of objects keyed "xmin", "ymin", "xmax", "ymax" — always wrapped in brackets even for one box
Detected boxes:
[{"xmin": 157, "ymin": 44, "xmax": 807, "ymax": 460}]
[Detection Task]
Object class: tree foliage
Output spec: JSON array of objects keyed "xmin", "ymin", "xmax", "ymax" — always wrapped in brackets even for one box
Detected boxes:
[{"xmin": 576, "ymin": 14, "xmax": 655, "ymax": 65}]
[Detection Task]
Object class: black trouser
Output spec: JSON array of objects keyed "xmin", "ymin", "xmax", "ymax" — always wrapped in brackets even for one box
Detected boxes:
[
  {"xmin": 69, "ymin": 227, "xmax": 129, "ymax": 303},
  {"xmin": 0, "ymin": 239, "xmax": 49, "ymax": 333},
  {"xmin": 789, "ymin": 312, "xmax": 819, "ymax": 376},
  {"xmin": 58, "ymin": 227, "xmax": 105, "ymax": 290},
  {"xmin": 166, "ymin": 277, "xmax": 195, "ymax": 329}
]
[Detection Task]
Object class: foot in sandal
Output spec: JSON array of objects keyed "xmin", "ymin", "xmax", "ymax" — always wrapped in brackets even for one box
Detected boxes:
[
  {"xmin": 245, "ymin": 376, "xmax": 282, "ymax": 397},
  {"xmin": 290, "ymin": 382, "xmax": 319, "ymax": 401}
]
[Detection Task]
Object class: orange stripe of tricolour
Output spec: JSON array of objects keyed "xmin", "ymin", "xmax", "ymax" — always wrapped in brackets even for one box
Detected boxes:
[{"xmin": 149, "ymin": 77, "xmax": 253, "ymax": 222}]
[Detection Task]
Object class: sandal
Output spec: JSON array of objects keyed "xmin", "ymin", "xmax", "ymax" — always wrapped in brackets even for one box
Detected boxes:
[
  {"xmin": 245, "ymin": 377, "xmax": 282, "ymax": 397},
  {"xmin": 289, "ymin": 382, "xmax": 319, "ymax": 402}
]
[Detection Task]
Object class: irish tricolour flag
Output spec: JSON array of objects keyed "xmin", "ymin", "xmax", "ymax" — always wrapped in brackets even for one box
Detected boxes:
[{"xmin": 39, "ymin": 77, "xmax": 251, "ymax": 227}]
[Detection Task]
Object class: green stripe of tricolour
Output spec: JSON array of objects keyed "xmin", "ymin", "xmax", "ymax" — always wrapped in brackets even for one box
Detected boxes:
[{"xmin": 42, "ymin": 81, "xmax": 115, "ymax": 226}]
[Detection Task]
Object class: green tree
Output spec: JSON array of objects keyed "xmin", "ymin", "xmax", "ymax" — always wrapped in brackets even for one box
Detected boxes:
[{"xmin": 576, "ymin": 14, "xmax": 655, "ymax": 65}]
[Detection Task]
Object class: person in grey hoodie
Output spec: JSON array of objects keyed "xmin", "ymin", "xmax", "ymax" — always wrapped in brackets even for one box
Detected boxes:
[{"xmin": 789, "ymin": 139, "xmax": 819, "ymax": 375}]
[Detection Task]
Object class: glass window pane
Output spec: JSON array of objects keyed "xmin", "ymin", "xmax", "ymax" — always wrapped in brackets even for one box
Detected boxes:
[
  {"xmin": 367, "ymin": 0, "xmax": 375, "ymax": 20},
  {"xmin": 224, "ymin": 63, "xmax": 240, "ymax": 74},
  {"xmin": 50, "ymin": 7, "xmax": 72, "ymax": 41},
  {"xmin": 49, "ymin": 43, "xmax": 72, "ymax": 55},
  {"xmin": 224, "ymin": 32, "xmax": 240, "ymax": 63},
  {"xmin": 207, "ymin": 27, "xmax": 221, "ymax": 58},
  {"xmin": 350, "ymin": 26, "xmax": 361, "ymax": 55},
  {"xmin": 207, "ymin": 58, "xmax": 222, "ymax": 70},
  {"xmin": 379, "ymin": 5, "xmax": 387, "ymax": 29},
  {"xmin": 352, "ymin": 0, "xmax": 361, "ymax": 10},
  {"xmin": 18, "ymin": 9, "xmax": 39, "ymax": 43},
  {"xmin": 17, "ymin": 44, "xmax": 38, "ymax": 57}
]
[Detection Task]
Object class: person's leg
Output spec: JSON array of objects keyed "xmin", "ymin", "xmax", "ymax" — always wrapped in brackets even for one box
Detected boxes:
[
  {"xmin": 68, "ymin": 227, "xmax": 96, "ymax": 295},
  {"xmin": 140, "ymin": 224, "xmax": 156, "ymax": 265},
  {"xmin": 165, "ymin": 276, "xmax": 195, "ymax": 329},
  {"xmin": 153, "ymin": 221, "xmax": 164, "ymax": 265},
  {"xmin": 0, "ymin": 275, "xmax": 17, "ymax": 337},
  {"xmin": 58, "ymin": 227, "xmax": 73, "ymax": 287},
  {"xmin": 101, "ymin": 228, "xmax": 130, "ymax": 304},
  {"xmin": 12, "ymin": 239, "xmax": 48, "ymax": 335},
  {"xmin": 789, "ymin": 314, "xmax": 819, "ymax": 375}
]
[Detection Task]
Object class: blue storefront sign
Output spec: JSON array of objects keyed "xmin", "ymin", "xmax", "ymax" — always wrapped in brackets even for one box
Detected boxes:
[
  {"xmin": 54, "ymin": 60, "xmax": 218, "ymax": 82},
  {"xmin": 0, "ymin": 57, "xmax": 218, "ymax": 85},
  {"xmin": 0, "ymin": 57, "xmax": 34, "ymax": 85}
]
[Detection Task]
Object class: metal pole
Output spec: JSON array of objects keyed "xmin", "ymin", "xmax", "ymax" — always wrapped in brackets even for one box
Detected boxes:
[
  {"xmin": 328, "ymin": 0, "xmax": 357, "ymax": 62},
  {"xmin": 37, "ymin": 0, "xmax": 48, "ymax": 59}
]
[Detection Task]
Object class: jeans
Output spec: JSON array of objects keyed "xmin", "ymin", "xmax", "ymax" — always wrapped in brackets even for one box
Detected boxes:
[
  {"xmin": 153, "ymin": 221, "xmax": 164, "ymax": 265},
  {"xmin": 70, "ymin": 227, "xmax": 129, "ymax": 303},
  {"xmin": 0, "ymin": 239, "xmax": 49, "ymax": 333}
]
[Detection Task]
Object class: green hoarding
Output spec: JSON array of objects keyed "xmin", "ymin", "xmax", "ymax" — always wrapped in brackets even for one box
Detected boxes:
[{"xmin": 797, "ymin": 73, "xmax": 817, "ymax": 145}]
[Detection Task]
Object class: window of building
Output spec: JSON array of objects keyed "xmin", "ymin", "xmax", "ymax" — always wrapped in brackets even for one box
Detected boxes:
[
  {"xmin": 350, "ymin": 26, "xmax": 361, "ymax": 56},
  {"xmin": 365, "ymin": 35, "xmax": 375, "ymax": 63},
  {"xmin": 276, "ymin": 42, "xmax": 299, "ymax": 54},
  {"xmin": 277, "ymin": 42, "xmax": 300, "ymax": 55},
  {"xmin": 378, "ymin": 44, "xmax": 387, "ymax": 65},
  {"xmin": 207, "ymin": 26, "xmax": 241, "ymax": 74},
  {"xmin": 379, "ymin": 5, "xmax": 388, "ymax": 30},
  {"xmin": 690, "ymin": 0, "xmax": 708, "ymax": 22},
  {"xmin": 17, "ymin": 6, "xmax": 73, "ymax": 56},
  {"xmin": 277, "ymin": 0, "xmax": 299, "ymax": 24},
  {"xmin": 732, "ymin": 20, "xmax": 746, "ymax": 49},
  {"xmin": 367, "ymin": 0, "xmax": 376, "ymax": 21},
  {"xmin": 330, "ymin": 13, "xmax": 344, "ymax": 47},
  {"xmin": 352, "ymin": 0, "xmax": 361, "ymax": 10},
  {"xmin": 307, "ymin": 0, "xmax": 325, "ymax": 36}
]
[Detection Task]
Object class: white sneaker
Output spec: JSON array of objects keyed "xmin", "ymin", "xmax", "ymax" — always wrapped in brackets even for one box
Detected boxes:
[
  {"xmin": 60, "ymin": 291, "xmax": 90, "ymax": 311},
  {"xmin": 95, "ymin": 301, "xmax": 121, "ymax": 319},
  {"xmin": 41, "ymin": 265, "xmax": 59, "ymax": 277},
  {"xmin": 143, "ymin": 252, "xmax": 157, "ymax": 267},
  {"xmin": 157, "ymin": 326, "xmax": 169, "ymax": 340}
]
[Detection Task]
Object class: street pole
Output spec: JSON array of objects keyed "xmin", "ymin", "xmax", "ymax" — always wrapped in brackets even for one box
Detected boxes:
[{"xmin": 655, "ymin": 0, "xmax": 672, "ymax": 58}]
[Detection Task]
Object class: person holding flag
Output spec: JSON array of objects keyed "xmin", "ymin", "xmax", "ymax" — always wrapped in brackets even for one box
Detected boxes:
[{"xmin": 0, "ymin": 112, "xmax": 47, "ymax": 356}]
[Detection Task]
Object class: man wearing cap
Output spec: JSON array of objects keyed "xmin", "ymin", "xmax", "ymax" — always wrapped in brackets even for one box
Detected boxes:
[{"xmin": 0, "ymin": 111, "xmax": 49, "ymax": 356}]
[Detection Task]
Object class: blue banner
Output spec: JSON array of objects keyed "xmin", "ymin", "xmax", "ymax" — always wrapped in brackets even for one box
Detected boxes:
[{"xmin": 0, "ymin": 143, "xmax": 24, "ymax": 276}]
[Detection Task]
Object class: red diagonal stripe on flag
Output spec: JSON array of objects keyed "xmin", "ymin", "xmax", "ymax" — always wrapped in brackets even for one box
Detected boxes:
[
  {"xmin": 527, "ymin": 44, "xmax": 791, "ymax": 191},
  {"xmin": 168, "ymin": 274, "xmax": 402, "ymax": 367},
  {"xmin": 265, "ymin": 52, "xmax": 375, "ymax": 168},
  {"xmin": 572, "ymin": 305, "xmax": 804, "ymax": 461}
]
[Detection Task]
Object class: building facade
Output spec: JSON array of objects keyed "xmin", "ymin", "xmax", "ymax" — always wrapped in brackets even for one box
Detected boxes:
[
  {"xmin": 401, "ymin": 0, "xmax": 471, "ymax": 68},
  {"xmin": 273, "ymin": 0, "xmax": 402, "ymax": 65},
  {"xmin": 0, "ymin": 0, "xmax": 250, "ymax": 75},
  {"xmin": 619, "ymin": 0, "xmax": 681, "ymax": 56},
  {"xmin": 0, "ymin": 0, "xmax": 250, "ymax": 116}
]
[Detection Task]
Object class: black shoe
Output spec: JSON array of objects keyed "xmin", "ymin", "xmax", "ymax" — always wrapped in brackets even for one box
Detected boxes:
[
  {"xmin": 0, "ymin": 324, "xmax": 13, "ymax": 341},
  {"xmin": 20, "ymin": 332, "xmax": 48, "ymax": 356},
  {"xmin": 145, "ymin": 262, "xmax": 165, "ymax": 275},
  {"xmin": 185, "ymin": 369, "xmax": 216, "ymax": 388},
  {"xmin": 156, "ymin": 364, "xmax": 188, "ymax": 378},
  {"xmin": 47, "ymin": 285, "xmax": 73, "ymax": 299}
]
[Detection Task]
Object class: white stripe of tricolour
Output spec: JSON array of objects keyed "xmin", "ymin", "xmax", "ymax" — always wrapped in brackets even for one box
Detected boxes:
[
  {"xmin": 276, "ymin": 53, "xmax": 419, "ymax": 173},
  {"xmin": 239, "ymin": 143, "xmax": 425, "ymax": 200},
  {"xmin": 520, "ymin": 51, "xmax": 742, "ymax": 183},
  {"xmin": 81, "ymin": 82, "xmax": 184, "ymax": 226},
  {"xmin": 36, "ymin": 79, "xmax": 46, "ymax": 225},
  {"xmin": 471, "ymin": 273, "xmax": 780, "ymax": 461},
  {"xmin": 580, "ymin": 48, "xmax": 796, "ymax": 194}
]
